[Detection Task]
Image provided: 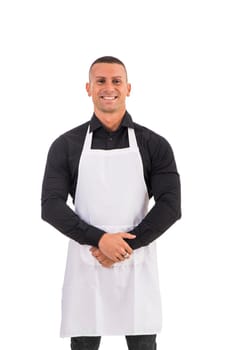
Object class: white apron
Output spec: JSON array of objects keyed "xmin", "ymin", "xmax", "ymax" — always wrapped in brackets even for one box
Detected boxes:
[{"xmin": 60, "ymin": 126, "xmax": 162, "ymax": 337}]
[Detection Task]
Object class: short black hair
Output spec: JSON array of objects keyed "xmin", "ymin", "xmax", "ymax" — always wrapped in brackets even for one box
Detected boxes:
[{"xmin": 89, "ymin": 56, "xmax": 128, "ymax": 79}]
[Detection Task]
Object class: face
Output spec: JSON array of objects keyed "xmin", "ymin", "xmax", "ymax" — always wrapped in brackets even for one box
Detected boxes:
[{"xmin": 86, "ymin": 63, "xmax": 131, "ymax": 116}]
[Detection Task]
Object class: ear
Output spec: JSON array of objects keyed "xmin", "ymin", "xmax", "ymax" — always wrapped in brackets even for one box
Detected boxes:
[
  {"xmin": 127, "ymin": 83, "xmax": 131, "ymax": 97},
  {"xmin": 86, "ymin": 82, "xmax": 91, "ymax": 96}
]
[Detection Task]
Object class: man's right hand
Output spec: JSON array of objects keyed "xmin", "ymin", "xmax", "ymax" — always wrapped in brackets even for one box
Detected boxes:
[{"xmin": 98, "ymin": 232, "xmax": 136, "ymax": 262}]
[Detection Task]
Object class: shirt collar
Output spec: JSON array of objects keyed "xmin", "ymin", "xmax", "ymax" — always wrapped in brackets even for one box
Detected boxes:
[{"xmin": 89, "ymin": 111, "xmax": 134, "ymax": 132}]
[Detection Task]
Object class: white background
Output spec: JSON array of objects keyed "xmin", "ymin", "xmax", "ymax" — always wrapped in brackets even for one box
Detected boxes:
[{"xmin": 0, "ymin": 0, "xmax": 225, "ymax": 349}]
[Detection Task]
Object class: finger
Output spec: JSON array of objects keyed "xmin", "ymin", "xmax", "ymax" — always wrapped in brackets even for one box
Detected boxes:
[
  {"xmin": 90, "ymin": 247, "xmax": 97, "ymax": 252},
  {"xmin": 121, "ymin": 242, "xmax": 133, "ymax": 255},
  {"xmin": 99, "ymin": 257, "xmax": 114, "ymax": 268},
  {"xmin": 102, "ymin": 261, "xmax": 114, "ymax": 268},
  {"xmin": 115, "ymin": 243, "xmax": 132, "ymax": 257},
  {"xmin": 119, "ymin": 247, "xmax": 127, "ymax": 255},
  {"xmin": 92, "ymin": 251, "xmax": 101, "ymax": 258},
  {"xmin": 120, "ymin": 233, "xmax": 136, "ymax": 239},
  {"xmin": 121, "ymin": 251, "xmax": 131, "ymax": 259},
  {"xmin": 116, "ymin": 254, "xmax": 125, "ymax": 262},
  {"xmin": 112, "ymin": 255, "xmax": 120, "ymax": 262}
]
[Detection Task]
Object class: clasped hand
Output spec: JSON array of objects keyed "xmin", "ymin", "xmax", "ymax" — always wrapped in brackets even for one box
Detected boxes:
[{"xmin": 90, "ymin": 232, "xmax": 136, "ymax": 268}]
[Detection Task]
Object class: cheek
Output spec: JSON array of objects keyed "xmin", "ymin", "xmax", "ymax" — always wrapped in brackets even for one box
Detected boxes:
[{"xmin": 92, "ymin": 95, "xmax": 99, "ymax": 104}]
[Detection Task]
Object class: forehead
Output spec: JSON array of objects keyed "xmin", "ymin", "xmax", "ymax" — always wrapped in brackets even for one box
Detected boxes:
[{"xmin": 90, "ymin": 63, "xmax": 127, "ymax": 79}]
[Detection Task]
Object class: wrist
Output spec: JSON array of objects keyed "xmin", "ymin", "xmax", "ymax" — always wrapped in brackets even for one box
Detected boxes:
[{"xmin": 98, "ymin": 232, "xmax": 107, "ymax": 248}]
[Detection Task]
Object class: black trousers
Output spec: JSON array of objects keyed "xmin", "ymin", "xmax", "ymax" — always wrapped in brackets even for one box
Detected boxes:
[{"xmin": 71, "ymin": 335, "xmax": 157, "ymax": 350}]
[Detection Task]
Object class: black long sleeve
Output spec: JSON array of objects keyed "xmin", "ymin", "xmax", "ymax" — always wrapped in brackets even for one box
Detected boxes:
[
  {"xmin": 126, "ymin": 133, "xmax": 181, "ymax": 249},
  {"xmin": 41, "ymin": 112, "xmax": 181, "ymax": 248},
  {"xmin": 41, "ymin": 123, "xmax": 105, "ymax": 246}
]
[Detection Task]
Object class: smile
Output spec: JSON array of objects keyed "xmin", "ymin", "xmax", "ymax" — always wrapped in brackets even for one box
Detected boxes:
[{"xmin": 100, "ymin": 96, "xmax": 117, "ymax": 100}]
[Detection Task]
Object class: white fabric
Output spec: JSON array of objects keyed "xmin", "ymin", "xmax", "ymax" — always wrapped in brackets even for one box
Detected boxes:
[{"xmin": 60, "ymin": 127, "xmax": 162, "ymax": 337}]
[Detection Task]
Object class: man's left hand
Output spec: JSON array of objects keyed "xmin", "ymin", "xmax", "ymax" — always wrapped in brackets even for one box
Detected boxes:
[{"xmin": 90, "ymin": 247, "xmax": 115, "ymax": 268}]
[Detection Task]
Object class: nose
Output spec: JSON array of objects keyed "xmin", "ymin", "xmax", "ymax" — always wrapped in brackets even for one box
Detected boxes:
[{"xmin": 104, "ymin": 80, "xmax": 115, "ymax": 91}]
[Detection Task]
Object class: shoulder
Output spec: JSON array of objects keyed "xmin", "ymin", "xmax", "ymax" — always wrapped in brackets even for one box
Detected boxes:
[
  {"xmin": 133, "ymin": 122, "xmax": 178, "ymax": 173},
  {"xmin": 133, "ymin": 122, "xmax": 173, "ymax": 155},
  {"xmin": 49, "ymin": 121, "xmax": 89, "ymax": 152},
  {"xmin": 46, "ymin": 121, "xmax": 89, "ymax": 163},
  {"xmin": 56, "ymin": 121, "xmax": 89, "ymax": 145}
]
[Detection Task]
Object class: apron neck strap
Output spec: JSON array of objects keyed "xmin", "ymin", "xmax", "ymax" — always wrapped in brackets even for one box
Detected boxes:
[
  {"xmin": 128, "ymin": 127, "xmax": 137, "ymax": 149},
  {"xmin": 83, "ymin": 125, "xmax": 138, "ymax": 151}
]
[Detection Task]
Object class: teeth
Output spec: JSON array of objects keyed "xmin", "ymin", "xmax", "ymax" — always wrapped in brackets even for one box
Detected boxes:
[{"xmin": 102, "ymin": 96, "xmax": 116, "ymax": 100}]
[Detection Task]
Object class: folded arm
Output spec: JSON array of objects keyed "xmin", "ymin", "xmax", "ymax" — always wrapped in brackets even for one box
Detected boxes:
[
  {"xmin": 125, "ymin": 136, "xmax": 181, "ymax": 249},
  {"xmin": 41, "ymin": 136, "xmax": 105, "ymax": 246}
]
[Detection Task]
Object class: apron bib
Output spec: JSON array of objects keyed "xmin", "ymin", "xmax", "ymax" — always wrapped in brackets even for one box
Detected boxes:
[{"xmin": 60, "ymin": 126, "xmax": 162, "ymax": 337}]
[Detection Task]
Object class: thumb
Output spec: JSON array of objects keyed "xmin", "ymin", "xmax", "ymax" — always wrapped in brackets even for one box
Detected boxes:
[{"xmin": 120, "ymin": 233, "xmax": 136, "ymax": 239}]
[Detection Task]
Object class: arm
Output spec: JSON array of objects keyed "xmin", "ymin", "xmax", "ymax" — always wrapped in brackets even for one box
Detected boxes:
[
  {"xmin": 125, "ymin": 135, "xmax": 181, "ymax": 249},
  {"xmin": 41, "ymin": 135, "xmax": 137, "ymax": 259},
  {"xmin": 41, "ymin": 135, "xmax": 105, "ymax": 246}
]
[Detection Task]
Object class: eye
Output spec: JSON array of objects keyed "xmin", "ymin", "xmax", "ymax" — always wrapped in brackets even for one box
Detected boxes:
[
  {"xmin": 97, "ymin": 78, "xmax": 105, "ymax": 84},
  {"xmin": 112, "ymin": 79, "xmax": 121, "ymax": 85}
]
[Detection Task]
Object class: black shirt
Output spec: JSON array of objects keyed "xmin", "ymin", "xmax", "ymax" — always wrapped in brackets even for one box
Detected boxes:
[{"xmin": 41, "ymin": 111, "xmax": 181, "ymax": 249}]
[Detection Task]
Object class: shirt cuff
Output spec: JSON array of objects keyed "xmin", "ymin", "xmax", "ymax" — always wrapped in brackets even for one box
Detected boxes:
[
  {"xmin": 125, "ymin": 229, "xmax": 143, "ymax": 250},
  {"xmin": 85, "ymin": 226, "xmax": 106, "ymax": 247}
]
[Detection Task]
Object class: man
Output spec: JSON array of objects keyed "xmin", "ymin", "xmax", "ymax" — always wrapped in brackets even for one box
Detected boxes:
[{"xmin": 41, "ymin": 56, "xmax": 181, "ymax": 350}]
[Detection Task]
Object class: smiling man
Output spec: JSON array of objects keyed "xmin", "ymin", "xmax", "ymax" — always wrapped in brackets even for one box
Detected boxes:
[
  {"xmin": 41, "ymin": 56, "xmax": 181, "ymax": 350},
  {"xmin": 86, "ymin": 61, "xmax": 131, "ymax": 124}
]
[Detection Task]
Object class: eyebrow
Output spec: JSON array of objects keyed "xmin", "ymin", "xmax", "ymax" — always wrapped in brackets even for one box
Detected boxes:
[{"xmin": 95, "ymin": 76, "xmax": 123, "ymax": 79}]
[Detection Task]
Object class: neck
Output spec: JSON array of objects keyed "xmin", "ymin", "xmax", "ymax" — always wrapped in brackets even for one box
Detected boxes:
[{"xmin": 95, "ymin": 111, "xmax": 126, "ymax": 131}]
